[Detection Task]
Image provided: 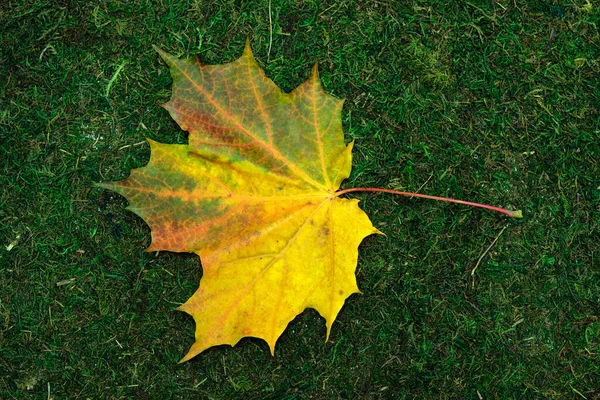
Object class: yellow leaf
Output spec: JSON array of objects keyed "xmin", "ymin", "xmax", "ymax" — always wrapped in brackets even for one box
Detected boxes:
[{"xmin": 99, "ymin": 41, "xmax": 380, "ymax": 362}]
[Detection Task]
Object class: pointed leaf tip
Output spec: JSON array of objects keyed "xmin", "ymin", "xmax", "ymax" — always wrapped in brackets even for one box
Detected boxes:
[
  {"xmin": 244, "ymin": 37, "xmax": 253, "ymax": 56},
  {"xmin": 152, "ymin": 44, "xmax": 168, "ymax": 61},
  {"xmin": 268, "ymin": 341, "xmax": 276, "ymax": 356}
]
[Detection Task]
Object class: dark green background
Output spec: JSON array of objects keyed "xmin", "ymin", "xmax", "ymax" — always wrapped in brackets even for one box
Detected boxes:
[{"xmin": 1, "ymin": 0, "xmax": 598, "ymax": 398}]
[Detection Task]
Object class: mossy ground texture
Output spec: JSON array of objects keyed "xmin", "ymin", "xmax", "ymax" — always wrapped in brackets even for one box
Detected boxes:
[{"xmin": 1, "ymin": 1, "xmax": 598, "ymax": 399}]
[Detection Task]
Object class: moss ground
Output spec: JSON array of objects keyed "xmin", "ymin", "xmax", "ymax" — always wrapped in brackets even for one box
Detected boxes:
[{"xmin": 1, "ymin": 0, "xmax": 599, "ymax": 398}]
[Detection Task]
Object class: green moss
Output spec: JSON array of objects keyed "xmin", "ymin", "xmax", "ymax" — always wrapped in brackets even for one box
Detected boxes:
[{"xmin": 1, "ymin": 0, "xmax": 598, "ymax": 398}]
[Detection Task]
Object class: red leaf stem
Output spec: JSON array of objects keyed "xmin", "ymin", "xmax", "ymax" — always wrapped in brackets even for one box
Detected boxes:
[{"xmin": 335, "ymin": 187, "xmax": 522, "ymax": 218}]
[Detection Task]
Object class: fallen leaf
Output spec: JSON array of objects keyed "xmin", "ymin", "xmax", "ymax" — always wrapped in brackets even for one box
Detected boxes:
[{"xmin": 98, "ymin": 41, "xmax": 380, "ymax": 361}]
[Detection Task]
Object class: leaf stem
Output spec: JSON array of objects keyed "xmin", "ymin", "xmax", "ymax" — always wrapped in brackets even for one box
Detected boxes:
[{"xmin": 335, "ymin": 187, "xmax": 522, "ymax": 218}]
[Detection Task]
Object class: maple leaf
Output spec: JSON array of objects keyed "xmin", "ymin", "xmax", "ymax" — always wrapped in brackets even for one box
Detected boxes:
[{"xmin": 98, "ymin": 41, "xmax": 381, "ymax": 361}]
